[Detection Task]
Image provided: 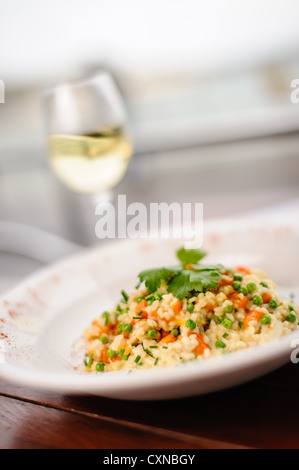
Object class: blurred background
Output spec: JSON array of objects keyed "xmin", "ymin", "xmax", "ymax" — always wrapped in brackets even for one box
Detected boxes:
[{"xmin": 1, "ymin": 0, "xmax": 299, "ymax": 292}]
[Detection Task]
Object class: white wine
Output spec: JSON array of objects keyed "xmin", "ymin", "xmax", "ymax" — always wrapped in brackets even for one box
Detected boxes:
[{"xmin": 48, "ymin": 127, "xmax": 132, "ymax": 193}]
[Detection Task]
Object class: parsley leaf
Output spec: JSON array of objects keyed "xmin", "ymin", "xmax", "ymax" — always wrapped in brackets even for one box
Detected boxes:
[
  {"xmin": 138, "ymin": 267, "xmax": 172, "ymax": 292},
  {"xmin": 176, "ymin": 247, "xmax": 207, "ymax": 266},
  {"xmin": 137, "ymin": 247, "xmax": 224, "ymax": 300},
  {"xmin": 167, "ymin": 271, "xmax": 191, "ymax": 300}
]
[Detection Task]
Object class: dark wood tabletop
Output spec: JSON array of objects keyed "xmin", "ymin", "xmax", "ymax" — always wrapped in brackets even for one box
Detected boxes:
[{"xmin": 0, "ymin": 360, "xmax": 298, "ymax": 450}]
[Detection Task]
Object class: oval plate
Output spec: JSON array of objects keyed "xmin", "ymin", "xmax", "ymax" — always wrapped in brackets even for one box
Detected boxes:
[{"xmin": 0, "ymin": 217, "xmax": 298, "ymax": 400}]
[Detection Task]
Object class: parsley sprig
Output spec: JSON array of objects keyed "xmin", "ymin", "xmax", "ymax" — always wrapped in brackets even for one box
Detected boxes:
[{"xmin": 138, "ymin": 248, "xmax": 225, "ymax": 300}]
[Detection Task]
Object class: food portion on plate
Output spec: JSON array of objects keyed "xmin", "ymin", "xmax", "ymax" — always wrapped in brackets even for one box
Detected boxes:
[{"xmin": 79, "ymin": 248, "xmax": 298, "ymax": 373}]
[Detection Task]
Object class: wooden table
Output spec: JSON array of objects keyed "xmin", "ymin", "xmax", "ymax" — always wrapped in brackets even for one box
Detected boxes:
[{"xmin": 0, "ymin": 361, "xmax": 298, "ymax": 449}]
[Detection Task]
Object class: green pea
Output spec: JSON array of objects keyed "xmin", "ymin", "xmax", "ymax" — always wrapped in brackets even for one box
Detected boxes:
[
  {"xmin": 286, "ymin": 313, "xmax": 297, "ymax": 323},
  {"xmin": 99, "ymin": 335, "xmax": 108, "ymax": 344},
  {"xmin": 216, "ymin": 315, "xmax": 225, "ymax": 324},
  {"xmin": 261, "ymin": 315, "xmax": 271, "ymax": 325},
  {"xmin": 136, "ymin": 296, "xmax": 144, "ymax": 304},
  {"xmin": 147, "ymin": 328, "xmax": 157, "ymax": 339},
  {"xmin": 288, "ymin": 305, "xmax": 295, "ymax": 312},
  {"xmin": 123, "ymin": 323, "xmax": 133, "ymax": 334},
  {"xmin": 252, "ymin": 295, "xmax": 263, "ymax": 306},
  {"xmin": 224, "ymin": 305, "xmax": 233, "ymax": 314},
  {"xmin": 232, "ymin": 281, "xmax": 241, "ymax": 291},
  {"xmin": 247, "ymin": 283, "xmax": 256, "ymax": 292},
  {"xmin": 187, "ymin": 303, "xmax": 194, "ymax": 312},
  {"xmin": 171, "ymin": 328, "xmax": 179, "ymax": 337},
  {"xmin": 107, "ymin": 349, "xmax": 116, "ymax": 358},
  {"xmin": 260, "ymin": 282, "xmax": 268, "ymax": 288},
  {"xmin": 185, "ymin": 319, "xmax": 196, "ymax": 330},
  {"xmin": 222, "ymin": 317, "xmax": 233, "ymax": 329},
  {"xmin": 96, "ymin": 362, "xmax": 105, "ymax": 371},
  {"xmin": 240, "ymin": 286, "xmax": 248, "ymax": 295},
  {"xmin": 269, "ymin": 299, "xmax": 278, "ymax": 309},
  {"xmin": 117, "ymin": 321, "xmax": 125, "ymax": 333},
  {"xmin": 233, "ymin": 274, "xmax": 243, "ymax": 281}
]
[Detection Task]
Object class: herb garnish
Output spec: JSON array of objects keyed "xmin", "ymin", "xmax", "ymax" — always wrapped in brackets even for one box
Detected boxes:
[{"xmin": 138, "ymin": 247, "xmax": 224, "ymax": 300}]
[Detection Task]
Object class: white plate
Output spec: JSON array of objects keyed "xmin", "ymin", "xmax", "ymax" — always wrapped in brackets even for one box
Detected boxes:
[{"xmin": 0, "ymin": 217, "xmax": 299, "ymax": 400}]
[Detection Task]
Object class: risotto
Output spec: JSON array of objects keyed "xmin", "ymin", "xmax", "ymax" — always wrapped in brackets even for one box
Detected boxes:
[{"xmin": 80, "ymin": 248, "xmax": 298, "ymax": 372}]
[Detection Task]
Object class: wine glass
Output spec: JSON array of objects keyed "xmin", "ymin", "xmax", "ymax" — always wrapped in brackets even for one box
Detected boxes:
[{"xmin": 43, "ymin": 71, "xmax": 133, "ymax": 206}]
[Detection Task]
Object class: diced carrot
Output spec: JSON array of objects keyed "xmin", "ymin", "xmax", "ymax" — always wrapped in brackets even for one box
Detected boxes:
[
  {"xmin": 172, "ymin": 300, "xmax": 183, "ymax": 315},
  {"xmin": 262, "ymin": 293, "xmax": 272, "ymax": 304},
  {"xmin": 188, "ymin": 332, "xmax": 209, "ymax": 355},
  {"xmin": 243, "ymin": 310, "xmax": 263, "ymax": 329},
  {"xmin": 234, "ymin": 266, "xmax": 251, "ymax": 275},
  {"xmin": 100, "ymin": 347, "xmax": 109, "ymax": 363},
  {"xmin": 140, "ymin": 311, "xmax": 148, "ymax": 319},
  {"xmin": 160, "ymin": 329, "xmax": 169, "ymax": 339},
  {"xmin": 229, "ymin": 292, "xmax": 249, "ymax": 309},
  {"xmin": 161, "ymin": 333, "xmax": 176, "ymax": 344},
  {"xmin": 219, "ymin": 278, "xmax": 234, "ymax": 287},
  {"xmin": 135, "ymin": 299, "xmax": 147, "ymax": 314},
  {"xmin": 205, "ymin": 303, "xmax": 215, "ymax": 311}
]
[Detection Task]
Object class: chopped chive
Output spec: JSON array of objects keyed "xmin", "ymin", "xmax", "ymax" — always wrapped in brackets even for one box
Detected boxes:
[
  {"xmin": 135, "ymin": 355, "xmax": 141, "ymax": 363},
  {"xmin": 154, "ymin": 291, "xmax": 163, "ymax": 300},
  {"xmin": 149, "ymin": 345, "xmax": 158, "ymax": 348},
  {"xmin": 145, "ymin": 293, "xmax": 154, "ymax": 300},
  {"xmin": 121, "ymin": 290, "xmax": 129, "ymax": 302},
  {"xmin": 238, "ymin": 321, "xmax": 243, "ymax": 328},
  {"xmin": 162, "ymin": 346, "xmax": 168, "ymax": 349},
  {"xmin": 118, "ymin": 348, "xmax": 125, "ymax": 357},
  {"xmin": 288, "ymin": 305, "xmax": 295, "ymax": 312},
  {"xmin": 154, "ymin": 357, "xmax": 159, "ymax": 366},
  {"xmin": 144, "ymin": 348, "xmax": 154, "ymax": 357},
  {"xmin": 222, "ymin": 332, "xmax": 229, "ymax": 339},
  {"xmin": 87, "ymin": 353, "xmax": 93, "ymax": 368},
  {"xmin": 133, "ymin": 316, "xmax": 142, "ymax": 320},
  {"xmin": 83, "ymin": 359, "xmax": 88, "ymax": 367},
  {"xmin": 215, "ymin": 340, "xmax": 225, "ymax": 349},
  {"xmin": 102, "ymin": 311, "xmax": 109, "ymax": 326}
]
